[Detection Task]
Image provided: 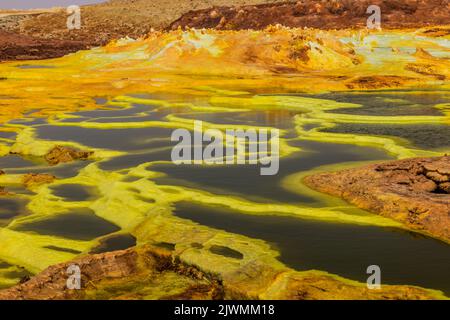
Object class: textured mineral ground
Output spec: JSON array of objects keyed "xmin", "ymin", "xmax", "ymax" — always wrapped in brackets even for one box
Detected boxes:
[
  {"xmin": 0, "ymin": 30, "xmax": 89, "ymax": 61},
  {"xmin": 0, "ymin": 0, "xmax": 449, "ymax": 302},
  {"xmin": 44, "ymin": 146, "xmax": 93, "ymax": 166},
  {"xmin": 0, "ymin": 0, "xmax": 280, "ymax": 61},
  {"xmin": 22, "ymin": 173, "xmax": 56, "ymax": 188},
  {"xmin": 0, "ymin": 244, "xmax": 444, "ymax": 300},
  {"xmin": 1, "ymin": 0, "xmax": 450, "ymax": 60},
  {"xmin": 305, "ymin": 156, "xmax": 450, "ymax": 242}
]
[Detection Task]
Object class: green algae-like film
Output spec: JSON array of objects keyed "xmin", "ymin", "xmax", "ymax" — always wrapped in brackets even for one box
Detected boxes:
[{"xmin": 0, "ymin": 4, "xmax": 449, "ymax": 303}]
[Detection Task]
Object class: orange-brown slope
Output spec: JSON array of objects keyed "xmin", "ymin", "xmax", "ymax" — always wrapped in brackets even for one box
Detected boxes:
[
  {"xmin": 304, "ymin": 156, "xmax": 450, "ymax": 242},
  {"xmin": 0, "ymin": 30, "xmax": 89, "ymax": 61},
  {"xmin": 2, "ymin": 1, "xmax": 283, "ymax": 46},
  {"xmin": 0, "ymin": 0, "xmax": 282, "ymax": 61}
]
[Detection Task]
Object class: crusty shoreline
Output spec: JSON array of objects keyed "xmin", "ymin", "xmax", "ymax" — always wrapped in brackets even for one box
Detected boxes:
[
  {"xmin": 0, "ymin": 244, "xmax": 445, "ymax": 300},
  {"xmin": 304, "ymin": 156, "xmax": 450, "ymax": 243}
]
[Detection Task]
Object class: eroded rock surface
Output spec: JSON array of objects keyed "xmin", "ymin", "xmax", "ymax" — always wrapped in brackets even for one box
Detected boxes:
[
  {"xmin": 0, "ymin": 244, "xmax": 443, "ymax": 300},
  {"xmin": 44, "ymin": 146, "xmax": 93, "ymax": 166},
  {"xmin": 22, "ymin": 173, "xmax": 56, "ymax": 188},
  {"xmin": 304, "ymin": 156, "xmax": 450, "ymax": 242},
  {"xmin": 0, "ymin": 0, "xmax": 280, "ymax": 61},
  {"xmin": 170, "ymin": 0, "xmax": 450, "ymax": 30},
  {"xmin": 0, "ymin": 30, "xmax": 89, "ymax": 61},
  {"xmin": 0, "ymin": 246, "xmax": 221, "ymax": 300}
]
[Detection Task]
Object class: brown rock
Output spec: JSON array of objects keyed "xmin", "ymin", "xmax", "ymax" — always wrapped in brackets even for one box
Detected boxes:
[
  {"xmin": 169, "ymin": 0, "xmax": 450, "ymax": 31},
  {"xmin": 22, "ymin": 173, "xmax": 55, "ymax": 187},
  {"xmin": 424, "ymin": 158, "xmax": 450, "ymax": 175},
  {"xmin": 0, "ymin": 30, "xmax": 89, "ymax": 61},
  {"xmin": 440, "ymin": 182, "xmax": 450, "ymax": 194},
  {"xmin": 0, "ymin": 244, "xmax": 441, "ymax": 300},
  {"xmin": 217, "ymin": 16, "xmax": 227, "ymax": 29},
  {"xmin": 304, "ymin": 156, "xmax": 450, "ymax": 242},
  {"xmin": 345, "ymin": 76, "xmax": 407, "ymax": 90},
  {"xmin": 261, "ymin": 271, "xmax": 437, "ymax": 300},
  {"xmin": 44, "ymin": 146, "xmax": 93, "ymax": 166},
  {"xmin": 0, "ymin": 186, "xmax": 8, "ymax": 195},
  {"xmin": 0, "ymin": 245, "xmax": 223, "ymax": 300},
  {"xmin": 426, "ymin": 171, "xmax": 449, "ymax": 183},
  {"xmin": 209, "ymin": 10, "xmax": 220, "ymax": 19}
]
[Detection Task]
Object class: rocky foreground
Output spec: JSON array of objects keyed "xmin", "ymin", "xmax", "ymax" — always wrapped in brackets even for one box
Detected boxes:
[
  {"xmin": 305, "ymin": 156, "xmax": 450, "ymax": 243},
  {"xmin": 0, "ymin": 244, "xmax": 443, "ymax": 300}
]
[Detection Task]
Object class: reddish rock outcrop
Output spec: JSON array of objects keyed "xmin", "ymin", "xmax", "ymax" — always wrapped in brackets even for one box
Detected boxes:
[
  {"xmin": 0, "ymin": 30, "xmax": 89, "ymax": 61},
  {"xmin": 0, "ymin": 244, "xmax": 442, "ymax": 300},
  {"xmin": 22, "ymin": 173, "xmax": 56, "ymax": 188},
  {"xmin": 304, "ymin": 156, "xmax": 450, "ymax": 242},
  {"xmin": 345, "ymin": 75, "xmax": 412, "ymax": 89},
  {"xmin": 0, "ymin": 246, "xmax": 223, "ymax": 300},
  {"xmin": 44, "ymin": 146, "xmax": 93, "ymax": 166},
  {"xmin": 170, "ymin": 0, "xmax": 450, "ymax": 31}
]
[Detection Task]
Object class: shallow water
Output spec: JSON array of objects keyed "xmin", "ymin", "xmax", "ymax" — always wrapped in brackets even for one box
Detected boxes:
[
  {"xmin": 90, "ymin": 234, "xmax": 137, "ymax": 254},
  {"xmin": 14, "ymin": 208, "xmax": 120, "ymax": 241},
  {"xmin": 0, "ymin": 155, "xmax": 40, "ymax": 169},
  {"xmin": 36, "ymin": 125, "xmax": 173, "ymax": 152},
  {"xmin": 175, "ymin": 202, "xmax": 450, "ymax": 295},
  {"xmin": 322, "ymin": 123, "xmax": 450, "ymax": 150},
  {"xmin": 0, "ymin": 89, "xmax": 449, "ymax": 294},
  {"xmin": 16, "ymin": 65, "xmax": 55, "ymax": 70},
  {"xmin": 0, "ymin": 197, "xmax": 28, "ymax": 221},
  {"xmin": 6, "ymin": 160, "xmax": 94, "ymax": 179},
  {"xmin": 50, "ymin": 184, "xmax": 98, "ymax": 202},
  {"xmin": 306, "ymin": 91, "xmax": 450, "ymax": 116},
  {"xmin": 153, "ymin": 140, "xmax": 391, "ymax": 204}
]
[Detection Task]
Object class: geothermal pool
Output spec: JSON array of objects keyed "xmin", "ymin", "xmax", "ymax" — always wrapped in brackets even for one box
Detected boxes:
[
  {"xmin": 0, "ymin": 90, "xmax": 449, "ymax": 295},
  {"xmin": 0, "ymin": 27, "xmax": 449, "ymax": 298}
]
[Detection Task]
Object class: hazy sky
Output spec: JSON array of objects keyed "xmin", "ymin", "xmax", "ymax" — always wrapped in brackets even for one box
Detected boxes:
[{"xmin": 0, "ymin": 0, "xmax": 106, "ymax": 9}]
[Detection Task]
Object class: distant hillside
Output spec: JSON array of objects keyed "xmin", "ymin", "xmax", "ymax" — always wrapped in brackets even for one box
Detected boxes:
[
  {"xmin": 1, "ymin": 0, "xmax": 448, "ymax": 61},
  {"xmin": 170, "ymin": 0, "xmax": 450, "ymax": 30}
]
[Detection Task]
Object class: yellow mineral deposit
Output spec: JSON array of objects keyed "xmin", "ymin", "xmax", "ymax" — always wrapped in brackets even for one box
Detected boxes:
[{"xmin": 0, "ymin": 26, "xmax": 448, "ymax": 298}]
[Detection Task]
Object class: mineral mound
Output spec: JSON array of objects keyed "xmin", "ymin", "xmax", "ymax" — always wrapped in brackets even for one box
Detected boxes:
[
  {"xmin": 0, "ymin": 0, "xmax": 279, "ymax": 61},
  {"xmin": 304, "ymin": 156, "xmax": 450, "ymax": 242},
  {"xmin": 44, "ymin": 146, "xmax": 93, "ymax": 165},
  {"xmin": 22, "ymin": 173, "xmax": 56, "ymax": 188}
]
